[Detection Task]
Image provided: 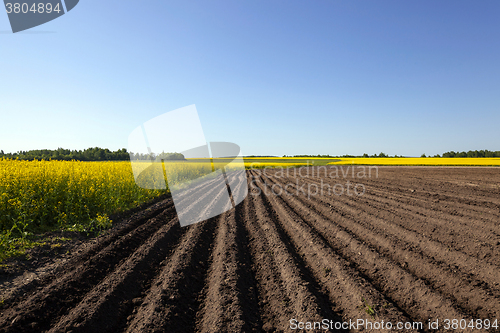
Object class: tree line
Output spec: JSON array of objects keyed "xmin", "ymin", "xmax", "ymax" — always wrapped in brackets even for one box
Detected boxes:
[
  {"xmin": 291, "ymin": 150, "xmax": 500, "ymax": 158},
  {"xmin": 0, "ymin": 147, "xmax": 186, "ymax": 161},
  {"xmin": 441, "ymin": 150, "xmax": 500, "ymax": 158},
  {"xmin": 291, "ymin": 153, "xmax": 399, "ymax": 158}
]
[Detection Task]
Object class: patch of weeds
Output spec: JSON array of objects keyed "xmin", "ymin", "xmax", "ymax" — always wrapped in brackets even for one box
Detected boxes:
[
  {"xmin": 0, "ymin": 299, "xmax": 4, "ymax": 309},
  {"xmin": 323, "ymin": 267, "xmax": 331, "ymax": 277},
  {"xmin": 67, "ymin": 214, "xmax": 112, "ymax": 237},
  {"xmin": 282, "ymin": 298, "xmax": 290, "ymax": 307},
  {"xmin": 361, "ymin": 298, "xmax": 377, "ymax": 319},
  {"xmin": 265, "ymin": 249, "xmax": 274, "ymax": 256},
  {"xmin": 0, "ymin": 231, "xmax": 39, "ymax": 263},
  {"xmin": 0, "ymin": 231, "xmax": 74, "ymax": 264},
  {"xmin": 0, "ymin": 221, "xmax": 31, "ymax": 262},
  {"xmin": 46, "ymin": 236, "xmax": 72, "ymax": 243}
]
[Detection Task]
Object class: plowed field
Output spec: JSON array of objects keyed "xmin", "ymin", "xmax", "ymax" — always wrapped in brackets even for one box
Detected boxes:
[{"xmin": 1, "ymin": 166, "xmax": 499, "ymax": 332}]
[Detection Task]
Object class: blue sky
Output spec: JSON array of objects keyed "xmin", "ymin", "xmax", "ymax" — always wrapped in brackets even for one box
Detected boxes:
[{"xmin": 1, "ymin": 0, "xmax": 499, "ymax": 156}]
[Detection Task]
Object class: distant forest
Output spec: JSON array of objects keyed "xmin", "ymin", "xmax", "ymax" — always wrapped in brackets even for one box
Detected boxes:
[
  {"xmin": 291, "ymin": 150, "xmax": 500, "ymax": 158},
  {"xmin": 0, "ymin": 147, "xmax": 185, "ymax": 161},
  {"xmin": 440, "ymin": 150, "xmax": 500, "ymax": 158}
]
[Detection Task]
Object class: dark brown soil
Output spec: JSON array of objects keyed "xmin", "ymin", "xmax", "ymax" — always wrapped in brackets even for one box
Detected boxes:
[{"xmin": 0, "ymin": 167, "xmax": 499, "ymax": 332}]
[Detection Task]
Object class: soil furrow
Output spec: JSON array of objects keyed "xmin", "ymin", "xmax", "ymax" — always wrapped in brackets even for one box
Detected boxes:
[
  {"xmin": 295, "ymin": 168, "xmax": 500, "ymax": 234},
  {"xmin": 280, "ymin": 173, "xmax": 500, "ymax": 291},
  {"xmin": 194, "ymin": 175, "xmax": 260, "ymax": 332},
  {"xmin": 357, "ymin": 168, "xmax": 500, "ymax": 211},
  {"xmin": 0, "ymin": 198, "xmax": 174, "ymax": 305},
  {"xmin": 346, "ymin": 190, "xmax": 500, "ymax": 266},
  {"xmin": 268, "ymin": 172, "xmax": 500, "ymax": 318},
  {"xmin": 48, "ymin": 217, "xmax": 183, "ymax": 333},
  {"xmin": 252, "ymin": 173, "xmax": 419, "ymax": 332},
  {"xmin": 366, "ymin": 184, "xmax": 500, "ymax": 225},
  {"xmin": 319, "ymin": 171, "xmax": 500, "ymax": 231},
  {"xmin": 238, "ymin": 177, "xmax": 298, "ymax": 332},
  {"xmin": 297, "ymin": 174, "xmax": 500, "ymax": 265},
  {"xmin": 123, "ymin": 216, "xmax": 219, "ymax": 333},
  {"xmin": 0, "ymin": 205, "xmax": 177, "ymax": 333},
  {"xmin": 124, "ymin": 181, "xmax": 235, "ymax": 333},
  {"xmin": 246, "ymin": 172, "xmax": 346, "ymax": 332},
  {"xmin": 264, "ymin": 175, "xmax": 492, "ymax": 325}
]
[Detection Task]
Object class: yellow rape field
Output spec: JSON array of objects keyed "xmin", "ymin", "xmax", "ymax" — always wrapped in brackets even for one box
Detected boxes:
[
  {"xmin": 243, "ymin": 161, "xmax": 310, "ymax": 168},
  {"xmin": 329, "ymin": 157, "xmax": 500, "ymax": 166},
  {"xmin": 0, "ymin": 157, "xmax": 306, "ymax": 238},
  {"xmin": 0, "ymin": 159, "xmax": 166, "ymax": 239}
]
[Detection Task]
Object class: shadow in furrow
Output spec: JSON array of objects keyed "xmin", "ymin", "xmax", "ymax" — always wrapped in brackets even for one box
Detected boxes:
[
  {"xmin": 233, "ymin": 198, "xmax": 264, "ymax": 331},
  {"xmin": 252, "ymin": 173, "xmax": 348, "ymax": 330}
]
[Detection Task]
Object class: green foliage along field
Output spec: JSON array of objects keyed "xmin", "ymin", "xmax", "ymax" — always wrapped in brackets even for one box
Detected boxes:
[{"xmin": 0, "ymin": 159, "xmax": 166, "ymax": 261}]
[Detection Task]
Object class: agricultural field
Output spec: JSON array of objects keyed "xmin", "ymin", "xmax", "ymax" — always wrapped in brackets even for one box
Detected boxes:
[
  {"xmin": 1, "ymin": 164, "xmax": 499, "ymax": 332},
  {"xmin": 0, "ymin": 159, "xmax": 166, "ymax": 261}
]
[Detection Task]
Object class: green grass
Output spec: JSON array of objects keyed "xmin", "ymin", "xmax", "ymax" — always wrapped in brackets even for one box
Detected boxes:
[
  {"xmin": 0, "ymin": 234, "xmax": 46, "ymax": 263},
  {"xmin": 0, "ymin": 215, "xmax": 111, "ymax": 263},
  {"xmin": 361, "ymin": 298, "xmax": 377, "ymax": 318}
]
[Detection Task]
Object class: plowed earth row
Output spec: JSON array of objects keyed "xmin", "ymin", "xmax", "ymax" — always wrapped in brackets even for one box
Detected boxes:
[{"xmin": 1, "ymin": 166, "xmax": 499, "ymax": 332}]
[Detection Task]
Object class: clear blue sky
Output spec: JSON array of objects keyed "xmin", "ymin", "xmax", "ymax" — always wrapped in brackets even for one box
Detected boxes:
[{"xmin": 1, "ymin": 0, "xmax": 499, "ymax": 156}]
